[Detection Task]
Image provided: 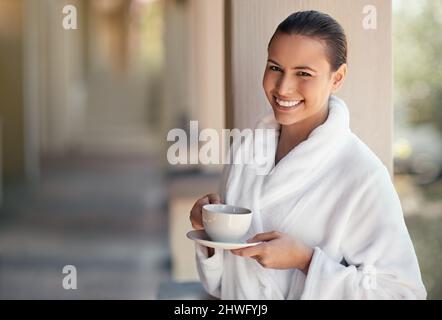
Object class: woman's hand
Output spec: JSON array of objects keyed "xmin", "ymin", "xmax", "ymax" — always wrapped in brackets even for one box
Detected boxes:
[
  {"xmin": 190, "ymin": 193, "xmax": 221, "ymax": 258},
  {"xmin": 231, "ymin": 231, "xmax": 313, "ymax": 274},
  {"xmin": 189, "ymin": 193, "xmax": 221, "ymax": 229}
]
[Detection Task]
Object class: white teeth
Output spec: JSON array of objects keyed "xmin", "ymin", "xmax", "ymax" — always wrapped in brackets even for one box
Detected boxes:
[{"xmin": 275, "ymin": 97, "xmax": 303, "ymax": 108}]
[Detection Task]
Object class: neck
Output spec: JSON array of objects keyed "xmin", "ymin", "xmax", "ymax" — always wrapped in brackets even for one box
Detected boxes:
[{"xmin": 276, "ymin": 105, "xmax": 329, "ymax": 164}]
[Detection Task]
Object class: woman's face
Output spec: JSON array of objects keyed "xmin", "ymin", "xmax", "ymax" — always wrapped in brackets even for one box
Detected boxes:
[{"xmin": 263, "ymin": 33, "xmax": 346, "ymax": 126}]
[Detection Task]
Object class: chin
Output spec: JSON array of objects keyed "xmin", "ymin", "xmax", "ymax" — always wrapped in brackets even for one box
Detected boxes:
[{"xmin": 272, "ymin": 111, "xmax": 299, "ymax": 126}]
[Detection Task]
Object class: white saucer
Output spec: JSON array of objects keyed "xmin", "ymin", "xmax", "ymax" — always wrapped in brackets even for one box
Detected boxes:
[{"xmin": 186, "ymin": 230, "xmax": 261, "ymax": 250}]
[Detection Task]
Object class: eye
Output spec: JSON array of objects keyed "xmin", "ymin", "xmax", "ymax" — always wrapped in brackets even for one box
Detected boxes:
[
  {"xmin": 297, "ymin": 71, "xmax": 312, "ymax": 77},
  {"xmin": 269, "ymin": 65, "xmax": 282, "ymax": 72}
]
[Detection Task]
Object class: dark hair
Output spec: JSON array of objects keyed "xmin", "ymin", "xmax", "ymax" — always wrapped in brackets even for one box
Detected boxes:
[{"xmin": 268, "ymin": 10, "xmax": 347, "ymax": 71}]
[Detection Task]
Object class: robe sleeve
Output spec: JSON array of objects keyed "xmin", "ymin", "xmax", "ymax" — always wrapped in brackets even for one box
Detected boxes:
[
  {"xmin": 300, "ymin": 166, "xmax": 427, "ymax": 300},
  {"xmin": 194, "ymin": 164, "xmax": 230, "ymax": 298},
  {"xmin": 195, "ymin": 244, "xmax": 223, "ymax": 298}
]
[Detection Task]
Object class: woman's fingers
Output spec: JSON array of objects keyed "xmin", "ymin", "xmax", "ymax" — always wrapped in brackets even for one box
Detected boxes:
[
  {"xmin": 190, "ymin": 218, "xmax": 203, "ymax": 230},
  {"xmin": 189, "ymin": 196, "xmax": 208, "ymax": 229},
  {"xmin": 247, "ymin": 231, "xmax": 281, "ymax": 243},
  {"xmin": 231, "ymin": 239, "xmax": 275, "ymax": 269},
  {"xmin": 207, "ymin": 193, "xmax": 221, "ymax": 204},
  {"xmin": 231, "ymin": 243, "xmax": 267, "ymax": 257},
  {"xmin": 231, "ymin": 232, "xmax": 281, "ymax": 255},
  {"xmin": 189, "ymin": 194, "xmax": 221, "ymax": 229}
]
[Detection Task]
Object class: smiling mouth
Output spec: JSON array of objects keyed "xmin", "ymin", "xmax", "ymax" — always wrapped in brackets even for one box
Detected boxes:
[{"xmin": 273, "ymin": 96, "xmax": 304, "ymax": 110}]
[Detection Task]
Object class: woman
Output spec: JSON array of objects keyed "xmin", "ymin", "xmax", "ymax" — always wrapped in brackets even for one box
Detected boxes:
[{"xmin": 190, "ymin": 10, "xmax": 426, "ymax": 299}]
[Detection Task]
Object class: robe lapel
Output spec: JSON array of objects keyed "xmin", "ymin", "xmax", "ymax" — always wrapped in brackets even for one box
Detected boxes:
[{"xmin": 260, "ymin": 95, "xmax": 351, "ymax": 209}]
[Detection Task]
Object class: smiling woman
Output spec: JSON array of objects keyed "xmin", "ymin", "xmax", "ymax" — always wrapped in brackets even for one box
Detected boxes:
[
  {"xmin": 262, "ymin": 11, "xmax": 348, "ymax": 164},
  {"xmin": 191, "ymin": 10, "xmax": 427, "ymax": 300}
]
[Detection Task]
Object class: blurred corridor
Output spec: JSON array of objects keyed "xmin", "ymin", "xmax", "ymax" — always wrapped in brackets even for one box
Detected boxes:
[
  {"xmin": 0, "ymin": 153, "xmax": 169, "ymax": 299},
  {"xmin": 0, "ymin": 0, "xmax": 224, "ymax": 299}
]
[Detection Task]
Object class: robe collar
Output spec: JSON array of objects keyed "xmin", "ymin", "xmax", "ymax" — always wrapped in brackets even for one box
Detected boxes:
[{"xmin": 255, "ymin": 95, "xmax": 352, "ymax": 209}]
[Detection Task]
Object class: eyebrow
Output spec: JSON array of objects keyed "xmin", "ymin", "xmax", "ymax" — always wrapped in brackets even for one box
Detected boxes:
[{"xmin": 267, "ymin": 59, "xmax": 317, "ymax": 72}]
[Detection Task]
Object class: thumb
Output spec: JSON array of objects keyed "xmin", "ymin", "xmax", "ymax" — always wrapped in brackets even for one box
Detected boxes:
[{"xmin": 247, "ymin": 231, "xmax": 280, "ymax": 243}]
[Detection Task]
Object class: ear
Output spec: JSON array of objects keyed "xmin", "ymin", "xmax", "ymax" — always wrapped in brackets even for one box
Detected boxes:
[{"xmin": 331, "ymin": 64, "xmax": 347, "ymax": 93}]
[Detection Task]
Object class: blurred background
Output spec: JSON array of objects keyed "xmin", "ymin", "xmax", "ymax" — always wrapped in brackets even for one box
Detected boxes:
[
  {"xmin": 393, "ymin": 0, "xmax": 442, "ymax": 299},
  {"xmin": 0, "ymin": 0, "xmax": 440, "ymax": 299},
  {"xmin": 0, "ymin": 0, "xmax": 224, "ymax": 299}
]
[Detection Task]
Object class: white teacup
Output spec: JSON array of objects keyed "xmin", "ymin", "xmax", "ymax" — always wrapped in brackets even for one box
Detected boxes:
[{"xmin": 202, "ymin": 204, "xmax": 252, "ymax": 242}]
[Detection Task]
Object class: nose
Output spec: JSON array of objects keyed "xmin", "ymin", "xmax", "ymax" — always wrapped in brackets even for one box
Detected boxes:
[{"xmin": 276, "ymin": 73, "xmax": 296, "ymax": 97}]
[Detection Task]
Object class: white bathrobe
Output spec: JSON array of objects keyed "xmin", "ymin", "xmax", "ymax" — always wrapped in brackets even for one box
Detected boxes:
[{"xmin": 194, "ymin": 95, "xmax": 427, "ymax": 300}]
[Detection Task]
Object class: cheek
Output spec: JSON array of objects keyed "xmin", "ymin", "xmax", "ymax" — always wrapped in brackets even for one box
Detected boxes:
[
  {"xmin": 263, "ymin": 72, "xmax": 275, "ymax": 94},
  {"xmin": 297, "ymin": 80, "xmax": 315, "ymax": 98},
  {"xmin": 299, "ymin": 78, "xmax": 326, "ymax": 98}
]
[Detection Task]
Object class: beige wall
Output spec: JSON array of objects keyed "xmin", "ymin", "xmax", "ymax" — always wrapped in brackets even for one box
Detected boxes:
[
  {"xmin": 0, "ymin": 0, "xmax": 25, "ymax": 179},
  {"xmin": 228, "ymin": 0, "xmax": 393, "ymax": 173},
  {"xmin": 188, "ymin": 0, "xmax": 225, "ymax": 131},
  {"xmin": 189, "ymin": 0, "xmax": 225, "ymax": 172},
  {"xmin": 163, "ymin": 0, "xmax": 225, "ymax": 172}
]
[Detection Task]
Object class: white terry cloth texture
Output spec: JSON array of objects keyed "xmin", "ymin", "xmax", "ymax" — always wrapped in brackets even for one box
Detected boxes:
[{"xmin": 195, "ymin": 95, "xmax": 427, "ymax": 300}]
